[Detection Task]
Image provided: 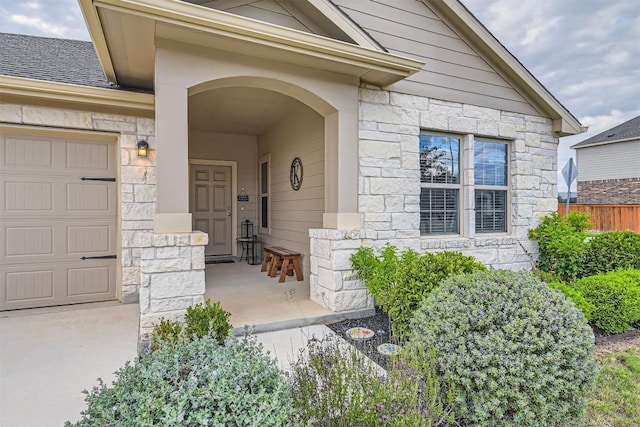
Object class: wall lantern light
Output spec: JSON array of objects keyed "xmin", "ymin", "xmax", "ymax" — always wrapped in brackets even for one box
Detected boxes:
[{"xmin": 137, "ymin": 140, "xmax": 149, "ymax": 157}]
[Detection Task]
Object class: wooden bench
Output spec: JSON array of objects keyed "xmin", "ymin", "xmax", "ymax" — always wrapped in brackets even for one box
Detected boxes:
[{"xmin": 261, "ymin": 246, "xmax": 303, "ymax": 283}]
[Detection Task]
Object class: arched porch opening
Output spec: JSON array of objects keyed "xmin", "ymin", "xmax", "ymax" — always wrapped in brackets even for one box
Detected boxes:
[{"xmin": 187, "ymin": 78, "xmax": 335, "ymax": 326}]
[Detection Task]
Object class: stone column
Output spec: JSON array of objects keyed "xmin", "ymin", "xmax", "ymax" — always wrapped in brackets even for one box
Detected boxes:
[
  {"xmin": 309, "ymin": 229, "xmax": 375, "ymax": 313},
  {"xmin": 138, "ymin": 231, "xmax": 208, "ymax": 347}
]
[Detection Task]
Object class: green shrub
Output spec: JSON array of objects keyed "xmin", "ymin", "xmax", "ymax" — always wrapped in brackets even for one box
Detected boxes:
[
  {"xmin": 528, "ymin": 212, "xmax": 591, "ymax": 281},
  {"xmin": 289, "ymin": 335, "xmax": 455, "ymax": 426},
  {"xmin": 350, "ymin": 244, "xmax": 398, "ymax": 307},
  {"xmin": 351, "ymin": 246, "xmax": 485, "ymax": 339},
  {"xmin": 150, "ymin": 317, "xmax": 183, "ymax": 351},
  {"xmin": 547, "ymin": 281, "xmax": 595, "ymax": 321},
  {"xmin": 184, "ymin": 299, "xmax": 232, "ymax": 344},
  {"xmin": 387, "ymin": 250, "xmax": 486, "ymax": 339},
  {"xmin": 409, "ymin": 270, "xmax": 596, "ymax": 426},
  {"xmin": 582, "ymin": 231, "xmax": 640, "ymax": 277},
  {"xmin": 150, "ymin": 300, "xmax": 232, "ymax": 351},
  {"xmin": 66, "ymin": 335, "xmax": 292, "ymax": 427},
  {"xmin": 573, "ymin": 269, "xmax": 640, "ymax": 334}
]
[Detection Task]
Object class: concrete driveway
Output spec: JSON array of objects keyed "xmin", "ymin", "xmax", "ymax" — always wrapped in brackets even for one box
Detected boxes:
[
  {"xmin": 0, "ymin": 303, "xmax": 139, "ymax": 426},
  {"xmin": 0, "ymin": 302, "xmax": 343, "ymax": 426}
]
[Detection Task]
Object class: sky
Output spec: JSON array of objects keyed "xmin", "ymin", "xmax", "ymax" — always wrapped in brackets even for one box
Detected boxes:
[{"xmin": 1, "ymin": 0, "xmax": 639, "ymax": 191}]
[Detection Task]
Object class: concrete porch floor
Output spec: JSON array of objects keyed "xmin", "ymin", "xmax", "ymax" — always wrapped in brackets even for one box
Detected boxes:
[{"xmin": 204, "ymin": 261, "xmax": 340, "ymax": 332}]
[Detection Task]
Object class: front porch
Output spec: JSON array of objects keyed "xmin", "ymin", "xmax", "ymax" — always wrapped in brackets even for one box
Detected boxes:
[{"xmin": 204, "ymin": 261, "xmax": 371, "ymax": 333}]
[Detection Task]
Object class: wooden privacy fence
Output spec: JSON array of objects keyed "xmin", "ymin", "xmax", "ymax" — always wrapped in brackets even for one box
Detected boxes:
[{"xmin": 558, "ymin": 204, "xmax": 640, "ymax": 233}]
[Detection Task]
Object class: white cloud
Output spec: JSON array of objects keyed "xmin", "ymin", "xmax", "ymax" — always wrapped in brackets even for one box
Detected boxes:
[
  {"xmin": 23, "ymin": 2, "xmax": 41, "ymax": 10},
  {"xmin": 0, "ymin": 0, "xmax": 90, "ymax": 40},
  {"xmin": 10, "ymin": 14, "xmax": 68, "ymax": 38},
  {"xmin": 462, "ymin": 0, "xmax": 640, "ymax": 193}
]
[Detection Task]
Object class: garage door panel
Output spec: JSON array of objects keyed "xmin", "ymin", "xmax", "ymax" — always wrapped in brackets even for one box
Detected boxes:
[
  {"xmin": 1, "ymin": 135, "xmax": 114, "ymax": 175},
  {"xmin": 5, "ymin": 226, "xmax": 54, "ymax": 256},
  {"xmin": 1, "ymin": 131, "xmax": 117, "ymax": 311},
  {"xmin": 5, "ymin": 181, "xmax": 53, "ymax": 211},
  {"xmin": 68, "ymin": 265, "xmax": 112, "ymax": 296},
  {"xmin": 67, "ymin": 183, "xmax": 111, "ymax": 211},
  {"xmin": 1, "ymin": 176, "xmax": 116, "ymax": 218},
  {"xmin": 3, "ymin": 136, "xmax": 53, "ymax": 168},
  {"xmin": 66, "ymin": 141, "xmax": 111, "ymax": 171},
  {"xmin": 5, "ymin": 270, "xmax": 55, "ymax": 303},
  {"xmin": 1, "ymin": 261, "xmax": 115, "ymax": 310},
  {"xmin": 2, "ymin": 221, "xmax": 115, "ymax": 263},
  {"xmin": 67, "ymin": 225, "xmax": 111, "ymax": 254}
]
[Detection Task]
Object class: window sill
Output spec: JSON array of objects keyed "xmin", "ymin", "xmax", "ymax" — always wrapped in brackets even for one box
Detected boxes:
[
  {"xmin": 420, "ymin": 236, "xmax": 472, "ymax": 250},
  {"xmin": 419, "ymin": 234, "xmax": 518, "ymax": 250},
  {"xmin": 474, "ymin": 235, "xmax": 517, "ymax": 247}
]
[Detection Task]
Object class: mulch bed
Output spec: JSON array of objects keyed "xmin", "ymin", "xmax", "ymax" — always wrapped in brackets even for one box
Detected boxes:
[
  {"xmin": 326, "ymin": 308, "xmax": 396, "ymax": 369},
  {"xmin": 327, "ymin": 310, "xmax": 640, "ymax": 369}
]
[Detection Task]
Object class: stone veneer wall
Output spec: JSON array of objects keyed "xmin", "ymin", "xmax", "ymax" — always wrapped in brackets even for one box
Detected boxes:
[
  {"xmin": 0, "ymin": 103, "xmax": 156, "ymax": 302},
  {"xmin": 138, "ymin": 231, "xmax": 207, "ymax": 344},
  {"xmin": 578, "ymin": 178, "xmax": 640, "ymax": 204},
  {"xmin": 309, "ymin": 229, "xmax": 375, "ymax": 312},
  {"xmin": 309, "ymin": 88, "xmax": 559, "ymax": 312}
]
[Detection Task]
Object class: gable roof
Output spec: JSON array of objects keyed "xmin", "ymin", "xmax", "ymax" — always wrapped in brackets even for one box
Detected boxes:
[
  {"xmin": 181, "ymin": 0, "xmax": 384, "ymax": 50},
  {"xmin": 79, "ymin": 0, "xmax": 423, "ymax": 89},
  {"xmin": 422, "ymin": 0, "xmax": 585, "ymax": 137},
  {"xmin": 571, "ymin": 115, "xmax": 640, "ymax": 149},
  {"xmin": 0, "ymin": 33, "xmax": 111, "ymax": 89}
]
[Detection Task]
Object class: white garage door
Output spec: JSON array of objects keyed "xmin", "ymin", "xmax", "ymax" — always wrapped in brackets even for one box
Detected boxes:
[{"xmin": 0, "ymin": 130, "xmax": 117, "ymax": 311}]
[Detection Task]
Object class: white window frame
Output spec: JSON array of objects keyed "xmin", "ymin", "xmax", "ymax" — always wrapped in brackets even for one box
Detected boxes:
[
  {"xmin": 473, "ymin": 138, "xmax": 510, "ymax": 234},
  {"xmin": 419, "ymin": 132, "xmax": 464, "ymax": 236}
]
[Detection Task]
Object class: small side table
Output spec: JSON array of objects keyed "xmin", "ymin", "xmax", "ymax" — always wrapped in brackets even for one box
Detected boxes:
[{"xmin": 237, "ymin": 236, "xmax": 262, "ymax": 265}]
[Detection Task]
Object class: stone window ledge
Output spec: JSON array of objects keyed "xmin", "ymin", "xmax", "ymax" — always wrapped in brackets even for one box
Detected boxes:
[
  {"xmin": 474, "ymin": 235, "xmax": 517, "ymax": 247},
  {"xmin": 420, "ymin": 235, "xmax": 518, "ymax": 250},
  {"xmin": 420, "ymin": 237, "xmax": 472, "ymax": 250}
]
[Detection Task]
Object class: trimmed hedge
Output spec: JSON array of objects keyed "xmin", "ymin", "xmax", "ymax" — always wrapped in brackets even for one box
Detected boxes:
[
  {"xmin": 528, "ymin": 212, "xmax": 591, "ymax": 282},
  {"xmin": 409, "ymin": 270, "xmax": 596, "ymax": 426},
  {"xmin": 582, "ymin": 231, "xmax": 640, "ymax": 277},
  {"xmin": 573, "ymin": 269, "xmax": 640, "ymax": 334},
  {"xmin": 547, "ymin": 281, "xmax": 595, "ymax": 321}
]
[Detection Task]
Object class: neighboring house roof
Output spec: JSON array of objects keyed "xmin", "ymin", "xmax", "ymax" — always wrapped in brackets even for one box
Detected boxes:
[
  {"xmin": 571, "ymin": 115, "xmax": 640, "ymax": 149},
  {"xmin": 0, "ymin": 32, "xmax": 112, "ymax": 89}
]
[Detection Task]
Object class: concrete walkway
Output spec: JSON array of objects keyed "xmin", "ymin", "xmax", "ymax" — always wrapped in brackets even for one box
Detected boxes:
[
  {"xmin": 0, "ymin": 303, "xmax": 338, "ymax": 426},
  {"xmin": 0, "ymin": 303, "xmax": 139, "ymax": 426}
]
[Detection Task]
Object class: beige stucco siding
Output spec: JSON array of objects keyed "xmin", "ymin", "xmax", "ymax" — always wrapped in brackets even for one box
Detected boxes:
[
  {"xmin": 333, "ymin": 0, "xmax": 538, "ymax": 115},
  {"xmin": 189, "ymin": 131, "xmax": 258, "ymax": 253},
  {"xmin": 576, "ymin": 139, "xmax": 640, "ymax": 181},
  {"xmin": 258, "ymin": 107, "xmax": 324, "ymax": 277}
]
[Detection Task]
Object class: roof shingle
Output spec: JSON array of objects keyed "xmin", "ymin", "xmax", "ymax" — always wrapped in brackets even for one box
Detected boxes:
[
  {"xmin": 572, "ymin": 115, "xmax": 640, "ymax": 149},
  {"xmin": 0, "ymin": 32, "xmax": 113, "ymax": 89}
]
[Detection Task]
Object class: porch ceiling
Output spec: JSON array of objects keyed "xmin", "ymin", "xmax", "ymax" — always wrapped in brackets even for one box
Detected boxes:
[
  {"xmin": 80, "ymin": 0, "xmax": 424, "ymax": 90},
  {"xmin": 189, "ymin": 87, "xmax": 305, "ymax": 134}
]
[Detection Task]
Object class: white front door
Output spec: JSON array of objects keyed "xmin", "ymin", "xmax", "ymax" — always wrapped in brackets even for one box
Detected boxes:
[{"xmin": 190, "ymin": 164, "xmax": 232, "ymax": 256}]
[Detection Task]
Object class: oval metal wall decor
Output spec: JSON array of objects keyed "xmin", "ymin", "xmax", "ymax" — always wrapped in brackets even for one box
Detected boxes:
[{"xmin": 290, "ymin": 157, "xmax": 303, "ymax": 191}]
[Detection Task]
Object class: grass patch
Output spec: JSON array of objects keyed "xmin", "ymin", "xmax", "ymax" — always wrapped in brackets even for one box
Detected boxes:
[{"xmin": 587, "ymin": 343, "xmax": 640, "ymax": 426}]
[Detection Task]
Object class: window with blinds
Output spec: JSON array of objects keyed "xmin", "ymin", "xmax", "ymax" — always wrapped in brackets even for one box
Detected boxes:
[
  {"xmin": 419, "ymin": 134, "xmax": 461, "ymax": 235},
  {"xmin": 474, "ymin": 140, "xmax": 508, "ymax": 233}
]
